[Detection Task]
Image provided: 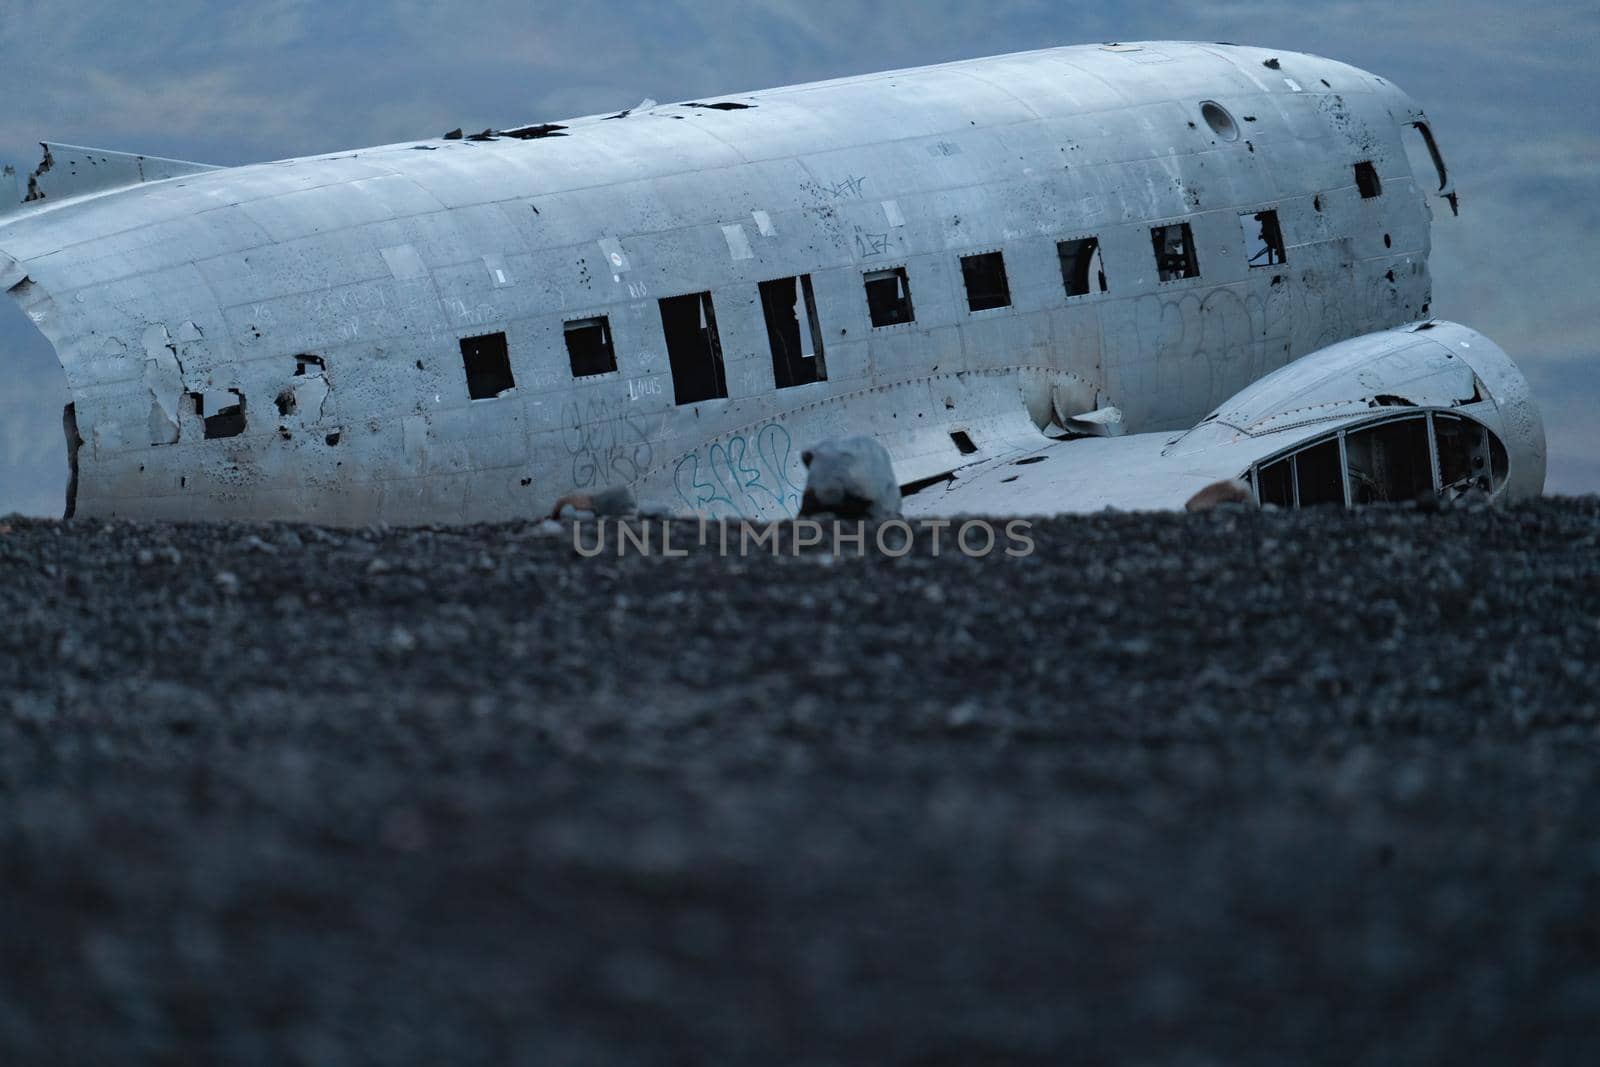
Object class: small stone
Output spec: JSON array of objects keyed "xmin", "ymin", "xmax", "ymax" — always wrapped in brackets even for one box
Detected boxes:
[{"xmin": 1185, "ymin": 479, "xmax": 1257, "ymax": 512}]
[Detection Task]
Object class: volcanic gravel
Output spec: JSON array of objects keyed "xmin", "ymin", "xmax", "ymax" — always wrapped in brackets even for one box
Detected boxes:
[{"xmin": 2, "ymin": 500, "xmax": 1599, "ymax": 1065}]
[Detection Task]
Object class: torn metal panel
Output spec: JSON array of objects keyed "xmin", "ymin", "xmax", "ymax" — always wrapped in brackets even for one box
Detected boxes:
[
  {"xmin": 196, "ymin": 389, "xmax": 247, "ymax": 439},
  {"xmin": 141, "ymin": 324, "xmax": 185, "ymax": 445}
]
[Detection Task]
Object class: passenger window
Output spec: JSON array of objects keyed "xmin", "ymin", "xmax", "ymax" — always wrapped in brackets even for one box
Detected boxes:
[
  {"xmin": 759, "ymin": 275, "xmax": 827, "ymax": 389},
  {"xmin": 1354, "ymin": 161, "xmax": 1383, "ymax": 199},
  {"xmin": 459, "ymin": 332, "xmax": 516, "ymax": 400},
  {"xmin": 864, "ymin": 267, "xmax": 914, "ymax": 327},
  {"xmin": 658, "ymin": 292, "xmax": 727, "ymax": 405},
  {"xmin": 1242, "ymin": 210, "xmax": 1287, "ymax": 268},
  {"xmin": 1345, "ymin": 417, "xmax": 1433, "ymax": 504},
  {"xmin": 960, "ymin": 251, "xmax": 1012, "ymax": 312},
  {"xmin": 1058, "ymin": 236, "xmax": 1107, "ymax": 297},
  {"xmin": 1151, "ymin": 222, "xmax": 1199, "ymax": 281},
  {"xmin": 564, "ymin": 316, "xmax": 617, "ymax": 378}
]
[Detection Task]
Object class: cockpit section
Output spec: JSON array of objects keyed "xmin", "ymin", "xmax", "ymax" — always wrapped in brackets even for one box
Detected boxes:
[{"xmin": 1248, "ymin": 411, "xmax": 1509, "ymax": 508}]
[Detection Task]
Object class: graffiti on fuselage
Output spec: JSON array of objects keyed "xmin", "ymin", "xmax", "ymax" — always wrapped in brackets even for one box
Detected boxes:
[
  {"xmin": 672, "ymin": 421, "xmax": 805, "ymax": 519},
  {"xmin": 561, "ymin": 397, "xmax": 656, "ymax": 490}
]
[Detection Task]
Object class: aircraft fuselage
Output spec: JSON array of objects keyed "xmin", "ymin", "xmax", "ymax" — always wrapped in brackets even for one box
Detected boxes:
[{"xmin": 0, "ymin": 42, "xmax": 1463, "ymax": 521}]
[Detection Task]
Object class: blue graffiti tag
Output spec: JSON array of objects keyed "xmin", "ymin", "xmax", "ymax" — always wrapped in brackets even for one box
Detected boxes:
[{"xmin": 673, "ymin": 422, "xmax": 805, "ymax": 518}]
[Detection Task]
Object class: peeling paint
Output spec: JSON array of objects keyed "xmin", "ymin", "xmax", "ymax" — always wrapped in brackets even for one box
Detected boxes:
[{"xmin": 142, "ymin": 323, "xmax": 185, "ymax": 446}]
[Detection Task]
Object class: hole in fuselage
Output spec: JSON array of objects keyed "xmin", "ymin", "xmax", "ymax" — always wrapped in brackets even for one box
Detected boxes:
[
  {"xmin": 62, "ymin": 403, "xmax": 81, "ymax": 519},
  {"xmin": 1199, "ymin": 100, "xmax": 1239, "ymax": 141}
]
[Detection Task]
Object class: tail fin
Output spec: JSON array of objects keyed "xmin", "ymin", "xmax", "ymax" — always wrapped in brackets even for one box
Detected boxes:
[
  {"xmin": 8, "ymin": 142, "xmax": 220, "ymax": 213},
  {"xmin": 0, "ymin": 165, "xmax": 17, "ymax": 218}
]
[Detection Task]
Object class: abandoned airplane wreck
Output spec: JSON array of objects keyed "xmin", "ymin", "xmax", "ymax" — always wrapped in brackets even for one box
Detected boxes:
[{"xmin": 0, "ymin": 42, "xmax": 1544, "ymax": 523}]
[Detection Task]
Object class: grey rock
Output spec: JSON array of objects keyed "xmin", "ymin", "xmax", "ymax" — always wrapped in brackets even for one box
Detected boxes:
[{"xmin": 800, "ymin": 435, "xmax": 902, "ymax": 518}]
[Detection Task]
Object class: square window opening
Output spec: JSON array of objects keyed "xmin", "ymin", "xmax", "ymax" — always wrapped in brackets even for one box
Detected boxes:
[
  {"xmin": 1151, "ymin": 222, "xmax": 1200, "ymax": 282},
  {"xmin": 659, "ymin": 292, "xmax": 727, "ymax": 405},
  {"xmin": 1242, "ymin": 209, "xmax": 1287, "ymax": 268},
  {"xmin": 760, "ymin": 275, "xmax": 827, "ymax": 389},
  {"xmin": 460, "ymin": 332, "xmax": 516, "ymax": 400},
  {"xmin": 1058, "ymin": 236, "xmax": 1107, "ymax": 297},
  {"xmin": 1354, "ymin": 161, "xmax": 1383, "ymax": 199},
  {"xmin": 565, "ymin": 316, "xmax": 618, "ymax": 378},
  {"xmin": 960, "ymin": 251, "xmax": 1012, "ymax": 312},
  {"xmin": 950, "ymin": 430, "xmax": 978, "ymax": 456},
  {"xmin": 864, "ymin": 267, "xmax": 914, "ymax": 328}
]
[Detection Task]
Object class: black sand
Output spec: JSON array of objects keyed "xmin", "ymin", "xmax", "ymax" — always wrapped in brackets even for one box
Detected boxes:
[{"xmin": 2, "ymin": 501, "xmax": 1598, "ymax": 1064}]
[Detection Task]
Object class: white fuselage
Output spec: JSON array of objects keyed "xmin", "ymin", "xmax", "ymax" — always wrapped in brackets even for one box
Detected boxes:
[{"xmin": 0, "ymin": 42, "xmax": 1461, "ymax": 521}]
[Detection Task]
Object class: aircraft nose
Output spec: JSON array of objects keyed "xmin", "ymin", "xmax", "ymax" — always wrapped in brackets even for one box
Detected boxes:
[{"xmin": 1426, "ymin": 324, "xmax": 1547, "ymax": 500}]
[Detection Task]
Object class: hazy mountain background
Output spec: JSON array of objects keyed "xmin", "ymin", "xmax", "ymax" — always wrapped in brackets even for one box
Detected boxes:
[{"xmin": 1, "ymin": 0, "xmax": 1594, "ymax": 515}]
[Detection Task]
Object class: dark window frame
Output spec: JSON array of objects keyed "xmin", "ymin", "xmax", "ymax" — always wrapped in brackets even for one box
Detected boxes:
[
  {"xmin": 959, "ymin": 250, "xmax": 1012, "ymax": 313},
  {"xmin": 1242, "ymin": 209, "xmax": 1288, "ymax": 268},
  {"xmin": 564, "ymin": 315, "xmax": 618, "ymax": 378},
  {"xmin": 459, "ymin": 331, "xmax": 516, "ymax": 401},
  {"xmin": 759, "ymin": 274, "xmax": 828, "ymax": 389},
  {"xmin": 1150, "ymin": 222, "xmax": 1200, "ymax": 282},
  {"xmin": 863, "ymin": 266, "xmax": 915, "ymax": 328},
  {"xmin": 1058, "ymin": 235, "xmax": 1108, "ymax": 298},
  {"xmin": 658, "ymin": 291, "xmax": 728, "ymax": 406}
]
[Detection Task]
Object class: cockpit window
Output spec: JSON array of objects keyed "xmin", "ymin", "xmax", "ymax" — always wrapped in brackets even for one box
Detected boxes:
[
  {"xmin": 1433, "ymin": 413, "xmax": 1492, "ymax": 498},
  {"xmin": 1402, "ymin": 122, "xmax": 1449, "ymax": 194},
  {"xmin": 1295, "ymin": 439, "xmax": 1345, "ymax": 506},
  {"xmin": 1345, "ymin": 417, "xmax": 1433, "ymax": 504},
  {"xmin": 1250, "ymin": 412, "xmax": 1508, "ymax": 509},
  {"xmin": 1257, "ymin": 457, "xmax": 1294, "ymax": 507}
]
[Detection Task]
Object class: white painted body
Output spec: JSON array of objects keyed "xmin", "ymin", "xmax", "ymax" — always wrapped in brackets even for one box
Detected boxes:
[{"xmin": 0, "ymin": 42, "xmax": 1544, "ymax": 520}]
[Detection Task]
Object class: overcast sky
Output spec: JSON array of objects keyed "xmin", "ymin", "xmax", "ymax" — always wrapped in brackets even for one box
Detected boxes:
[{"xmin": 1, "ymin": 0, "xmax": 1594, "ymax": 515}]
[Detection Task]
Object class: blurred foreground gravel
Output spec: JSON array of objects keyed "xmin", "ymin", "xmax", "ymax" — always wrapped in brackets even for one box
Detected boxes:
[{"xmin": 2, "ymin": 500, "xmax": 1599, "ymax": 1065}]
